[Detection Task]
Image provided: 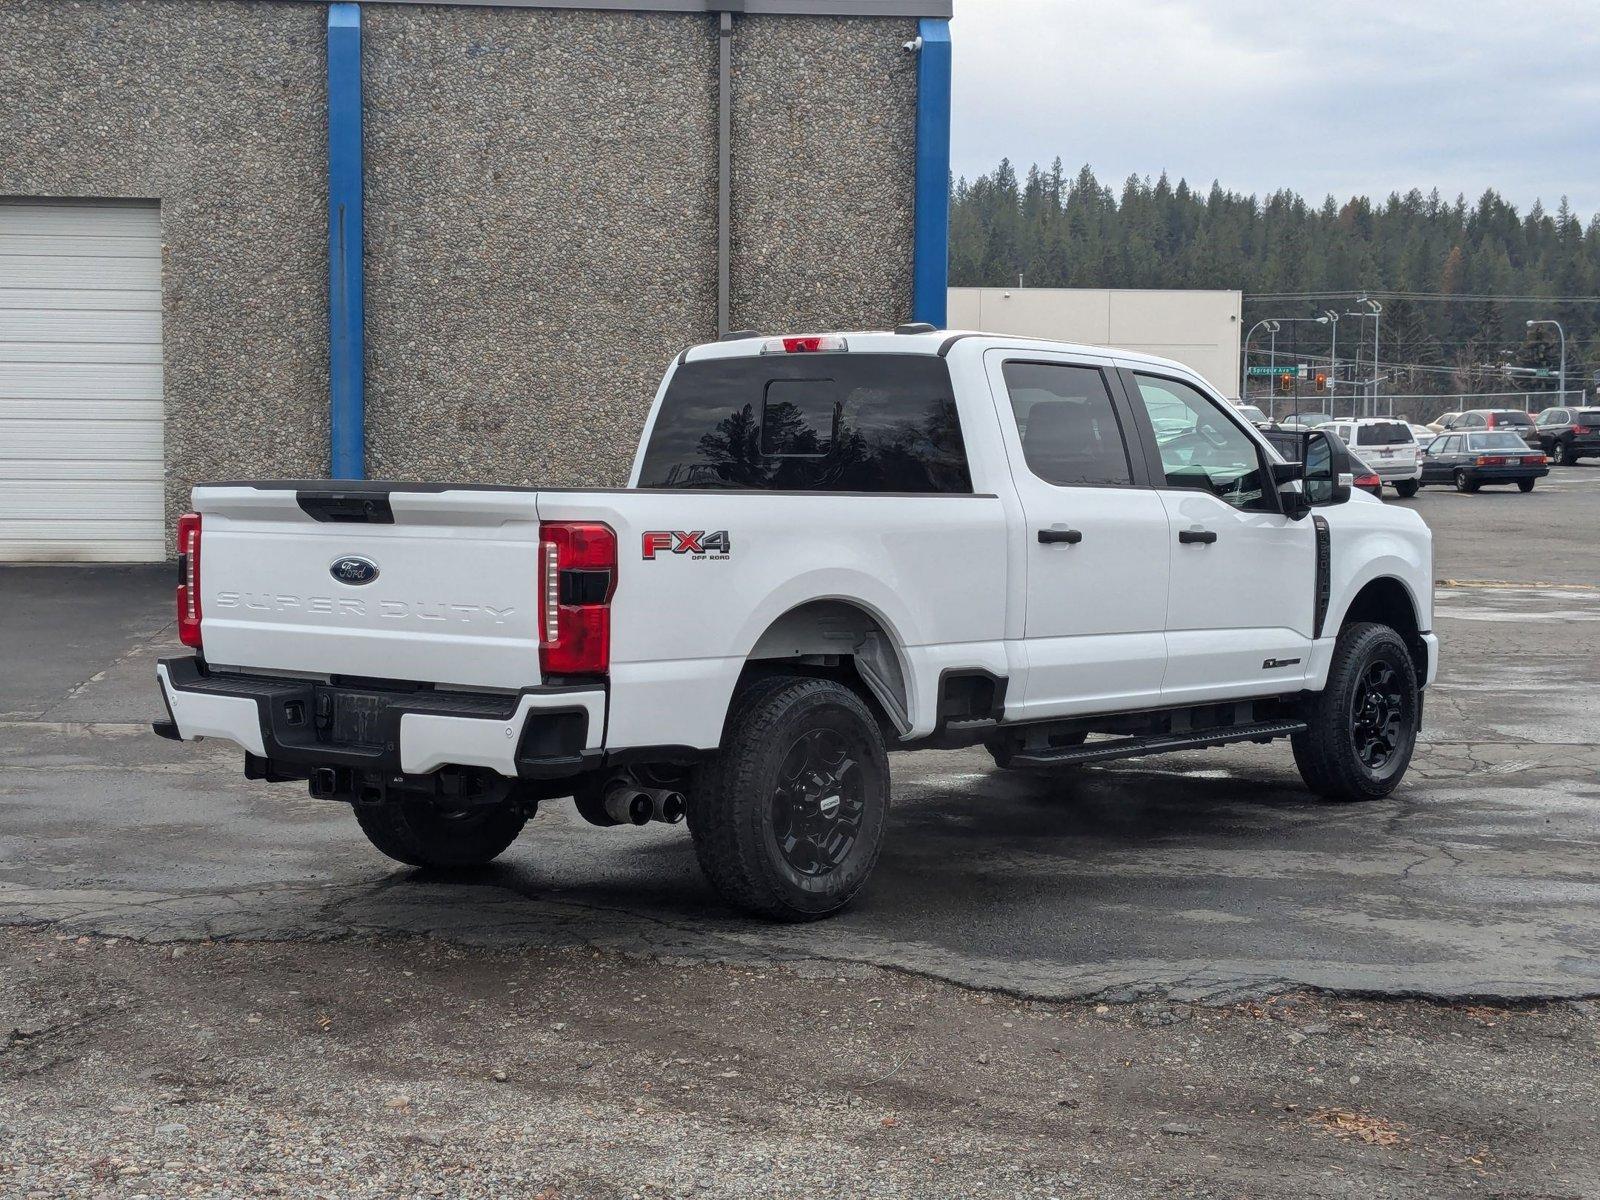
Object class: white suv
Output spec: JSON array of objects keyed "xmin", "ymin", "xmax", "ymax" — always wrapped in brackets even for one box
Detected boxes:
[{"xmin": 1327, "ymin": 419, "xmax": 1424, "ymax": 497}]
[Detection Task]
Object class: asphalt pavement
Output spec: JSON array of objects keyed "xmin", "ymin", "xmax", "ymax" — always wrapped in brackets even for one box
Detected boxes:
[{"xmin": 2, "ymin": 465, "xmax": 1598, "ymax": 1004}]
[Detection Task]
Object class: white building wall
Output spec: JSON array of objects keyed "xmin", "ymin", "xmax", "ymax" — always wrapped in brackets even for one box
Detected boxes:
[{"xmin": 948, "ymin": 288, "xmax": 1244, "ymax": 398}]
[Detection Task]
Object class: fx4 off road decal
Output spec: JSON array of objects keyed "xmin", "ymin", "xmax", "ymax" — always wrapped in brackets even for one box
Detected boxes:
[{"xmin": 642, "ymin": 530, "xmax": 732, "ymax": 560}]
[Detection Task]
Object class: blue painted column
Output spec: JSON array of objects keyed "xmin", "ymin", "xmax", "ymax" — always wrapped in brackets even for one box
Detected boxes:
[
  {"xmin": 911, "ymin": 17, "xmax": 951, "ymax": 329},
  {"xmin": 327, "ymin": 2, "xmax": 366, "ymax": 479}
]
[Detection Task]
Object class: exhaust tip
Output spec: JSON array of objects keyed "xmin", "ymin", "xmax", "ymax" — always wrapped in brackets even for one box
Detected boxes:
[
  {"xmin": 655, "ymin": 790, "xmax": 687, "ymax": 825},
  {"xmin": 603, "ymin": 785, "xmax": 653, "ymax": 827}
]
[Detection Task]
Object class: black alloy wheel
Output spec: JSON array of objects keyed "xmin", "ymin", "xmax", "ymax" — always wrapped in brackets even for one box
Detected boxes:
[
  {"xmin": 770, "ymin": 728, "xmax": 865, "ymax": 877},
  {"xmin": 689, "ymin": 676, "xmax": 889, "ymax": 922},
  {"xmin": 1292, "ymin": 622, "xmax": 1420, "ymax": 801},
  {"xmin": 1350, "ymin": 660, "xmax": 1405, "ymax": 772}
]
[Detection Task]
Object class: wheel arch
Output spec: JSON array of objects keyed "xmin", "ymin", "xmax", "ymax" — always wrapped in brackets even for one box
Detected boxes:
[
  {"xmin": 1334, "ymin": 574, "xmax": 1428, "ymax": 681},
  {"xmin": 738, "ymin": 596, "xmax": 915, "ymax": 739}
]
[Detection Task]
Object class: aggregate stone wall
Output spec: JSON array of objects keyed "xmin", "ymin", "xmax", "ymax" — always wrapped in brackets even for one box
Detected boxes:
[
  {"xmin": 363, "ymin": 8, "xmax": 920, "ymax": 489},
  {"xmin": 731, "ymin": 15, "xmax": 918, "ymax": 338},
  {"xmin": 1, "ymin": 0, "xmax": 922, "ymax": 522},
  {"xmin": 0, "ymin": 0, "xmax": 330, "ymax": 534},
  {"xmin": 360, "ymin": 5, "xmax": 720, "ymax": 488}
]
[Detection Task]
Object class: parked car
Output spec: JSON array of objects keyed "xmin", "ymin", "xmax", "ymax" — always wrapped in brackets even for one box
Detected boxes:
[
  {"xmin": 1426, "ymin": 411, "xmax": 1465, "ymax": 434},
  {"xmin": 1448, "ymin": 409, "xmax": 1541, "ymax": 449},
  {"xmin": 1418, "ymin": 430, "xmax": 1549, "ymax": 492},
  {"xmin": 1280, "ymin": 411, "xmax": 1334, "ymax": 429},
  {"xmin": 1325, "ymin": 418, "xmax": 1424, "ymax": 497},
  {"xmin": 1233, "ymin": 403, "xmax": 1272, "ymax": 429},
  {"xmin": 152, "ymin": 330, "xmax": 1437, "ymax": 921},
  {"xmin": 1533, "ymin": 406, "xmax": 1600, "ymax": 464},
  {"xmin": 1407, "ymin": 423, "xmax": 1435, "ymax": 443},
  {"xmin": 1348, "ymin": 450, "xmax": 1386, "ymax": 499}
]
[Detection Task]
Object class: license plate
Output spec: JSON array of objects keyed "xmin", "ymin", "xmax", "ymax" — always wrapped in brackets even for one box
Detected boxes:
[{"xmin": 322, "ymin": 689, "xmax": 388, "ymax": 746}]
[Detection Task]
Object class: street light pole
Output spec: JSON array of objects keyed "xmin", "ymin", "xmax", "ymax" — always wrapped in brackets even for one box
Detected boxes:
[
  {"xmin": 1363, "ymin": 298, "xmax": 1382, "ymax": 416},
  {"xmin": 1324, "ymin": 310, "xmax": 1340, "ymax": 416},
  {"xmin": 1240, "ymin": 318, "xmax": 1281, "ymax": 403},
  {"xmin": 1527, "ymin": 318, "xmax": 1567, "ymax": 408}
]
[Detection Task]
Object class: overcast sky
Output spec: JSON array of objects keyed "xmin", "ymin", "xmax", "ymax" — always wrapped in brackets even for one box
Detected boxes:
[{"xmin": 951, "ymin": 0, "xmax": 1600, "ymax": 217}]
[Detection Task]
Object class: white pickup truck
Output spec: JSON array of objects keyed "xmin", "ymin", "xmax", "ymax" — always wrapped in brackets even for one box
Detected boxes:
[{"xmin": 154, "ymin": 328, "xmax": 1437, "ymax": 921}]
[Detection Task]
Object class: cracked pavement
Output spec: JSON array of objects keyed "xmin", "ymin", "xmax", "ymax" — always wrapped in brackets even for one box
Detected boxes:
[{"xmin": 2, "ymin": 477, "xmax": 1599, "ymax": 1005}]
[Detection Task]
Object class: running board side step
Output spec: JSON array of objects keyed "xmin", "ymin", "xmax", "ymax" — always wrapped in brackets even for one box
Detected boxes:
[{"xmin": 1007, "ymin": 720, "xmax": 1309, "ymax": 768}]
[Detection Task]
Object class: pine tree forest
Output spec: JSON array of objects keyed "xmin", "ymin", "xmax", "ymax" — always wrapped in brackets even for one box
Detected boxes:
[{"xmin": 950, "ymin": 161, "xmax": 1600, "ymax": 417}]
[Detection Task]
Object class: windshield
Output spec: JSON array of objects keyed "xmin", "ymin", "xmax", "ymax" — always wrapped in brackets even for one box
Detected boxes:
[
  {"xmin": 1491, "ymin": 411, "xmax": 1533, "ymax": 427},
  {"xmin": 1236, "ymin": 405, "xmax": 1267, "ymax": 422},
  {"xmin": 1355, "ymin": 421, "xmax": 1414, "ymax": 446},
  {"xmin": 1469, "ymin": 432, "xmax": 1533, "ymax": 451}
]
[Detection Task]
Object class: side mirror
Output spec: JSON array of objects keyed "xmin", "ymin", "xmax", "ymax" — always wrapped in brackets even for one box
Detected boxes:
[
  {"xmin": 1263, "ymin": 429, "xmax": 1351, "ymax": 518},
  {"xmin": 1302, "ymin": 429, "xmax": 1352, "ymax": 507}
]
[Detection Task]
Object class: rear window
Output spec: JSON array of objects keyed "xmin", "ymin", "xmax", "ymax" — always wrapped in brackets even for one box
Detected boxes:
[
  {"xmin": 1355, "ymin": 422, "xmax": 1414, "ymax": 446},
  {"xmin": 637, "ymin": 354, "xmax": 972, "ymax": 493},
  {"xmin": 1490, "ymin": 411, "xmax": 1533, "ymax": 427},
  {"xmin": 1470, "ymin": 432, "xmax": 1531, "ymax": 451}
]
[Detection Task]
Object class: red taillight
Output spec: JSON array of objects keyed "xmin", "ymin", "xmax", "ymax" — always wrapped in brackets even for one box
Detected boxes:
[
  {"xmin": 1356, "ymin": 473, "xmax": 1380, "ymax": 487},
  {"xmin": 1527, "ymin": 454, "xmax": 1548, "ymax": 465},
  {"xmin": 1576, "ymin": 426, "xmax": 1595, "ymax": 435},
  {"xmin": 539, "ymin": 522, "xmax": 616, "ymax": 677},
  {"xmin": 175, "ymin": 512, "xmax": 203, "ymax": 648},
  {"xmin": 1475, "ymin": 455, "xmax": 1506, "ymax": 467}
]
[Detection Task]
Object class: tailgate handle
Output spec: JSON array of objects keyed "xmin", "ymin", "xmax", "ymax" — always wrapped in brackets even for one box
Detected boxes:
[{"xmin": 297, "ymin": 491, "xmax": 395, "ymax": 524}]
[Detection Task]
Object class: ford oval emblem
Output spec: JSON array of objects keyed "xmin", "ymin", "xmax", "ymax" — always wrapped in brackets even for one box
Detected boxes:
[{"xmin": 330, "ymin": 555, "xmax": 379, "ymax": 586}]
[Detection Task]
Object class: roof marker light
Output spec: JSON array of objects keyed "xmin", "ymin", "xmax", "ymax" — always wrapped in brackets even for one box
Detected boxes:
[{"xmin": 762, "ymin": 335, "xmax": 848, "ymax": 355}]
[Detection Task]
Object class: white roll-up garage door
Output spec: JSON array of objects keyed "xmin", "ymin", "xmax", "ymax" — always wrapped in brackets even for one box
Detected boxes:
[{"xmin": 0, "ymin": 200, "xmax": 165, "ymax": 562}]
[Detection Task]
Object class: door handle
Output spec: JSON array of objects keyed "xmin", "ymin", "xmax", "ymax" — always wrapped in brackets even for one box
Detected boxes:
[
  {"xmin": 1178, "ymin": 529, "xmax": 1218, "ymax": 545},
  {"xmin": 1038, "ymin": 528, "xmax": 1083, "ymax": 545}
]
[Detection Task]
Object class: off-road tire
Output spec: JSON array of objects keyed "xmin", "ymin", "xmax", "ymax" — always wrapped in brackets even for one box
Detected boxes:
[
  {"xmin": 689, "ymin": 676, "xmax": 889, "ymax": 922},
  {"xmin": 355, "ymin": 797, "xmax": 526, "ymax": 868},
  {"xmin": 1559, "ymin": 440, "xmax": 1580, "ymax": 466},
  {"xmin": 1454, "ymin": 469, "xmax": 1478, "ymax": 493},
  {"xmin": 1394, "ymin": 479, "xmax": 1420, "ymax": 498},
  {"xmin": 1292, "ymin": 622, "xmax": 1420, "ymax": 802},
  {"xmin": 1518, "ymin": 478, "xmax": 1536, "ymax": 493}
]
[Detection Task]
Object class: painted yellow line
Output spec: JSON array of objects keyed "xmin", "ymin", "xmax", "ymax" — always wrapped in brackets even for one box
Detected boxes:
[{"xmin": 1437, "ymin": 579, "xmax": 1600, "ymax": 592}]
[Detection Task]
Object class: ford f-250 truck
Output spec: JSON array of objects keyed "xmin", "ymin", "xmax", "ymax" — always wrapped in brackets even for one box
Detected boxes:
[{"xmin": 154, "ymin": 328, "xmax": 1437, "ymax": 921}]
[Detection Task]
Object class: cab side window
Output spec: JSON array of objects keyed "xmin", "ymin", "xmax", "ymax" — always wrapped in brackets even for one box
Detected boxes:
[
  {"xmin": 1131, "ymin": 374, "xmax": 1273, "ymax": 512},
  {"xmin": 1002, "ymin": 362, "xmax": 1134, "ymax": 488}
]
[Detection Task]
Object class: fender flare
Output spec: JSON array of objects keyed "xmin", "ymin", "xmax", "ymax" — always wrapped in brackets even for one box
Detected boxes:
[{"xmin": 1326, "ymin": 555, "xmax": 1428, "ymax": 634}]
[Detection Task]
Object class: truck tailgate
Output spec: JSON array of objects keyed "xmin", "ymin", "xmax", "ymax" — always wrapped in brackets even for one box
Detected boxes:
[{"xmin": 193, "ymin": 485, "xmax": 542, "ymax": 690}]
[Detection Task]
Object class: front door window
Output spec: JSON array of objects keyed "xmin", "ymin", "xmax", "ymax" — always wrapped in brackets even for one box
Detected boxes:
[{"xmin": 1131, "ymin": 375, "xmax": 1274, "ymax": 512}]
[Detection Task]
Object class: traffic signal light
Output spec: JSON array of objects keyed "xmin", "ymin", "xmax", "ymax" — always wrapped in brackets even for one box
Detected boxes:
[
  {"xmin": 1278, "ymin": 373, "xmax": 1293, "ymax": 394},
  {"xmin": 1315, "ymin": 373, "xmax": 1327, "ymax": 392}
]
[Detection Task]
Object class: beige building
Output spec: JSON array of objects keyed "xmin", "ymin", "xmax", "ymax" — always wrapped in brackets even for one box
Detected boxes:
[{"xmin": 948, "ymin": 287, "xmax": 1244, "ymax": 399}]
